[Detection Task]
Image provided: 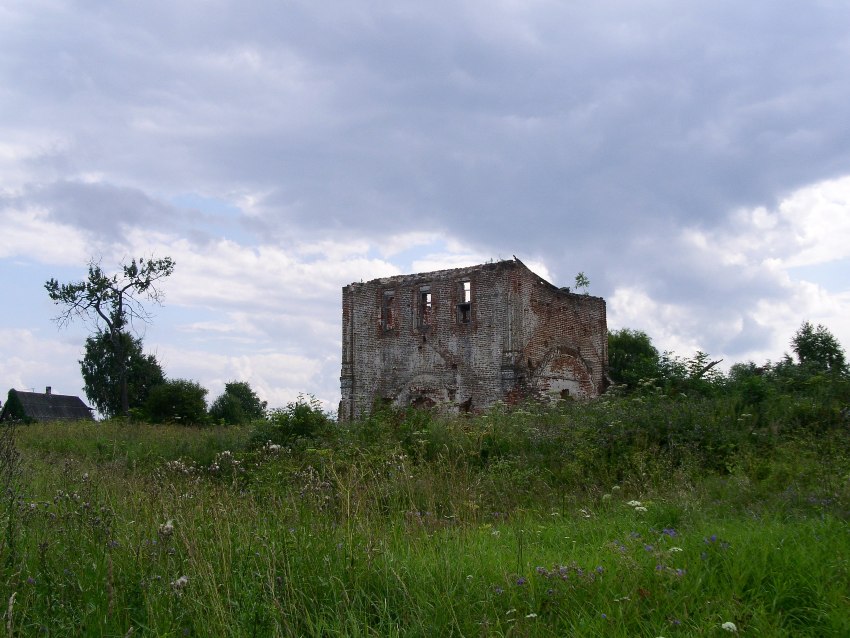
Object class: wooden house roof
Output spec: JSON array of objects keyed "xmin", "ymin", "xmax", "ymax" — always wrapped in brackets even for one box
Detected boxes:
[{"xmin": 0, "ymin": 388, "xmax": 93, "ymax": 423}]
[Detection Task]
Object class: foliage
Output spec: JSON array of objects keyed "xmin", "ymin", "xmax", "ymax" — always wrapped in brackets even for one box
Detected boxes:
[
  {"xmin": 80, "ymin": 331, "xmax": 165, "ymax": 418},
  {"xmin": 250, "ymin": 394, "xmax": 331, "ymax": 446},
  {"xmin": 143, "ymin": 378, "xmax": 208, "ymax": 425},
  {"xmin": 209, "ymin": 381, "xmax": 268, "ymax": 425},
  {"xmin": 574, "ymin": 271, "xmax": 590, "ymax": 294},
  {"xmin": 45, "ymin": 256, "xmax": 175, "ymax": 416},
  {"xmin": 791, "ymin": 321, "xmax": 847, "ymax": 375},
  {"xmin": 5, "ymin": 320, "xmax": 849, "ymax": 634},
  {"xmin": 607, "ymin": 328, "xmax": 660, "ymax": 389},
  {"xmin": 1, "ymin": 389, "xmax": 32, "ymax": 424},
  {"xmin": 7, "ymin": 396, "xmax": 850, "ymax": 636}
]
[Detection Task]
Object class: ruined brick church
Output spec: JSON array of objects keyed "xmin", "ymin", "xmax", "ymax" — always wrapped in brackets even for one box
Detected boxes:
[{"xmin": 339, "ymin": 257, "xmax": 607, "ymax": 421}]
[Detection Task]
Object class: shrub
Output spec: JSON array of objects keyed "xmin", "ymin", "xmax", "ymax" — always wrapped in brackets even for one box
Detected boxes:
[
  {"xmin": 143, "ymin": 378, "xmax": 208, "ymax": 425},
  {"xmin": 249, "ymin": 394, "xmax": 332, "ymax": 447}
]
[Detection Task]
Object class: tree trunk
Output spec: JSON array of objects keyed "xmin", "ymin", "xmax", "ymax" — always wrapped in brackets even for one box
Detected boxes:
[{"xmin": 110, "ymin": 328, "xmax": 130, "ymax": 417}]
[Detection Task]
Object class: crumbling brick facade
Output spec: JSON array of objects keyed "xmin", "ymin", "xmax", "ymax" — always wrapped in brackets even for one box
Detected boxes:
[{"xmin": 339, "ymin": 258, "xmax": 607, "ymax": 421}]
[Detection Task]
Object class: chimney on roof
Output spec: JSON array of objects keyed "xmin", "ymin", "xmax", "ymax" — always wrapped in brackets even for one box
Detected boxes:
[{"xmin": 45, "ymin": 386, "xmax": 51, "ymax": 395}]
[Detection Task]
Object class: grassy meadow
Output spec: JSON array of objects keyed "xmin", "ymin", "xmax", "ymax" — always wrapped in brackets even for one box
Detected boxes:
[{"xmin": 1, "ymin": 392, "xmax": 849, "ymax": 636}]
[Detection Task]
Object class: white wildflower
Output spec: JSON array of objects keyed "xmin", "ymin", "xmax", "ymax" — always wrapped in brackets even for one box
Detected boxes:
[
  {"xmin": 158, "ymin": 520, "xmax": 174, "ymax": 537},
  {"xmin": 626, "ymin": 500, "xmax": 642, "ymax": 507},
  {"xmin": 669, "ymin": 547, "xmax": 683, "ymax": 552},
  {"xmin": 634, "ymin": 506, "xmax": 648, "ymax": 513},
  {"xmin": 170, "ymin": 575, "xmax": 189, "ymax": 592},
  {"xmin": 525, "ymin": 612, "xmax": 538, "ymax": 618},
  {"xmin": 721, "ymin": 621, "xmax": 738, "ymax": 632}
]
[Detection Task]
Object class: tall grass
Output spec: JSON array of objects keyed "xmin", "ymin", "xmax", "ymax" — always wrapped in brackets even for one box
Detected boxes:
[{"xmin": 2, "ymin": 394, "xmax": 849, "ymax": 636}]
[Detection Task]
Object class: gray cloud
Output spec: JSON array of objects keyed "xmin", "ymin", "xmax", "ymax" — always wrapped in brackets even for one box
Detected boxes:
[{"xmin": 3, "ymin": 0, "xmax": 850, "ymax": 404}]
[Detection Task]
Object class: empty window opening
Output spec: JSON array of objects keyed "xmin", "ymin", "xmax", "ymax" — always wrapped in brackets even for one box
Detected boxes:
[
  {"xmin": 418, "ymin": 286, "xmax": 433, "ymax": 328},
  {"xmin": 457, "ymin": 280, "xmax": 472, "ymax": 323},
  {"xmin": 381, "ymin": 290, "xmax": 395, "ymax": 331}
]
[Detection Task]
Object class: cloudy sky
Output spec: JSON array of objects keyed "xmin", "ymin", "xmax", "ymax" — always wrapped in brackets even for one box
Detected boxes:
[{"xmin": 2, "ymin": 0, "xmax": 850, "ymax": 414}]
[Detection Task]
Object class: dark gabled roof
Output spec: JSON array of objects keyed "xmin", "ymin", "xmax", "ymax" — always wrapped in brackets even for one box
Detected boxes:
[{"xmin": 0, "ymin": 389, "xmax": 93, "ymax": 423}]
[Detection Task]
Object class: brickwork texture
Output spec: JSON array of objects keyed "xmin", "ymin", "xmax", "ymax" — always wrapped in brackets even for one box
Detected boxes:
[{"xmin": 339, "ymin": 258, "xmax": 607, "ymax": 421}]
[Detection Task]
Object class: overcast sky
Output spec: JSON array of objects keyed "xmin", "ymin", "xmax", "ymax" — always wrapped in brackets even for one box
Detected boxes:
[{"xmin": 2, "ymin": 0, "xmax": 850, "ymax": 414}]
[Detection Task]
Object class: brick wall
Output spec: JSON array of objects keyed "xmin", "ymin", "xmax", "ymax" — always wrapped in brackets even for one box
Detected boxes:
[{"xmin": 339, "ymin": 258, "xmax": 607, "ymax": 421}]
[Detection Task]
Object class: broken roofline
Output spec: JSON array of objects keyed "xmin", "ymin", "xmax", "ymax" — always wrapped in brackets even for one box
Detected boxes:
[{"xmin": 348, "ymin": 256, "xmax": 602, "ymax": 299}]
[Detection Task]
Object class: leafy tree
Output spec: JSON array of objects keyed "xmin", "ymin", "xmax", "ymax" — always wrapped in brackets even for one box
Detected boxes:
[
  {"xmin": 45, "ymin": 256, "xmax": 175, "ymax": 417},
  {"xmin": 143, "ymin": 379, "xmax": 208, "ymax": 425},
  {"xmin": 791, "ymin": 321, "xmax": 846, "ymax": 375},
  {"xmin": 727, "ymin": 361, "xmax": 770, "ymax": 407},
  {"xmin": 209, "ymin": 381, "xmax": 268, "ymax": 425},
  {"xmin": 607, "ymin": 328, "xmax": 660, "ymax": 389},
  {"xmin": 80, "ymin": 332, "xmax": 165, "ymax": 418}
]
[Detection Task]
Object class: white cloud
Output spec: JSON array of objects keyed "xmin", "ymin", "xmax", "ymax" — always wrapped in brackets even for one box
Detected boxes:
[
  {"xmin": 611, "ymin": 175, "xmax": 850, "ymax": 364},
  {"xmin": 156, "ymin": 345, "xmax": 326, "ymax": 410},
  {"xmin": 0, "ymin": 205, "xmax": 92, "ymax": 265},
  {"xmin": 0, "ymin": 329, "xmax": 85, "ymax": 397}
]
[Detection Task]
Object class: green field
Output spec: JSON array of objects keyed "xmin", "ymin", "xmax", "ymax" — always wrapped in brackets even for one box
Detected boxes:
[{"xmin": 1, "ymin": 394, "xmax": 849, "ymax": 636}]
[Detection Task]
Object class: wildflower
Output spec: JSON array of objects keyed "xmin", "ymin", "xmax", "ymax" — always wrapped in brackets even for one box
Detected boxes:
[
  {"xmin": 634, "ymin": 506, "xmax": 648, "ymax": 513},
  {"xmin": 721, "ymin": 621, "xmax": 738, "ymax": 632},
  {"xmin": 612, "ymin": 485, "xmax": 621, "ymax": 491},
  {"xmin": 602, "ymin": 493, "xmax": 612, "ymax": 501},
  {"xmin": 662, "ymin": 528, "xmax": 677, "ymax": 537},
  {"xmin": 626, "ymin": 500, "xmax": 642, "ymax": 507},
  {"xmin": 516, "ymin": 577, "xmax": 527, "ymax": 586},
  {"xmin": 158, "ymin": 520, "xmax": 174, "ymax": 538},
  {"xmin": 669, "ymin": 547, "xmax": 683, "ymax": 553},
  {"xmin": 170, "ymin": 575, "xmax": 189, "ymax": 592},
  {"xmin": 525, "ymin": 613, "xmax": 537, "ymax": 618}
]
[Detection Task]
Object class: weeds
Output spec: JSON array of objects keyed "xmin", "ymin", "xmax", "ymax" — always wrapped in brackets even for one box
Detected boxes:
[{"xmin": 2, "ymin": 393, "xmax": 849, "ymax": 636}]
